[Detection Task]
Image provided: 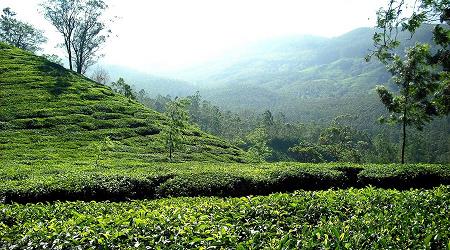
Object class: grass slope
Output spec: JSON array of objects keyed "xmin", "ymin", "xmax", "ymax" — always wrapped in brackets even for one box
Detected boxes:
[{"xmin": 0, "ymin": 43, "xmax": 250, "ymax": 167}]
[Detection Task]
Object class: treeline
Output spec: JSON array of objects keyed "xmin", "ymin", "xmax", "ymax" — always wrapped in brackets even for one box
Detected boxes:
[
  {"xmin": 0, "ymin": 0, "xmax": 112, "ymax": 74},
  {"xmin": 106, "ymin": 77, "xmax": 450, "ymax": 163}
]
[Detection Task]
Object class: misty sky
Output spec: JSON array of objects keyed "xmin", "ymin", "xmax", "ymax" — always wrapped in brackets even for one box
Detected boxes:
[{"xmin": 1, "ymin": 0, "xmax": 389, "ymax": 73}]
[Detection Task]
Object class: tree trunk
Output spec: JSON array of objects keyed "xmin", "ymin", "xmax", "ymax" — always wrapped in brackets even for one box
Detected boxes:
[
  {"xmin": 76, "ymin": 42, "xmax": 84, "ymax": 74},
  {"xmin": 76, "ymin": 57, "xmax": 82, "ymax": 74},
  {"xmin": 401, "ymin": 94, "xmax": 408, "ymax": 164},
  {"xmin": 169, "ymin": 132, "xmax": 173, "ymax": 161},
  {"xmin": 65, "ymin": 39, "xmax": 73, "ymax": 71},
  {"xmin": 401, "ymin": 116, "xmax": 406, "ymax": 164}
]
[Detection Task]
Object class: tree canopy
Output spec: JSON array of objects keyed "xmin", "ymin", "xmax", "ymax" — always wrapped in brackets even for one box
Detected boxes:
[
  {"xmin": 0, "ymin": 7, "xmax": 47, "ymax": 52},
  {"xmin": 368, "ymin": 0, "xmax": 450, "ymax": 163},
  {"xmin": 41, "ymin": 0, "xmax": 111, "ymax": 74}
]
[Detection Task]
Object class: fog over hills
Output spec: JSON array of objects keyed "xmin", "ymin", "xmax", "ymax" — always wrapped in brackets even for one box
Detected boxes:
[{"xmin": 107, "ymin": 25, "xmax": 436, "ymax": 123}]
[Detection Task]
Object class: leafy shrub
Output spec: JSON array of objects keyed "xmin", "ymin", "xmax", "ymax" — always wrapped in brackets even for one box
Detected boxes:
[
  {"xmin": 135, "ymin": 126, "xmax": 160, "ymax": 136},
  {"xmin": 157, "ymin": 172, "xmax": 257, "ymax": 197},
  {"xmin": 358, "ymin": 164, "xmax": 450, "ymax": 189},
  {"xmin": 1, "ymin": 163, "xmax": 448, "ymax": 203},
  {"xmin": 0, "ymin": 186, "xmax": 449, "ymax": 249}
]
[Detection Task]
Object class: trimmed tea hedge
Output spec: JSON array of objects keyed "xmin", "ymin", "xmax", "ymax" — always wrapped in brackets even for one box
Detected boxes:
[
  {"xmin": 1, "ymin": 186, "xmax": 449, "ymax": 249},
  {"xmin": 1, "ymin": 162, "xmax": 448, "ymax": 203}
]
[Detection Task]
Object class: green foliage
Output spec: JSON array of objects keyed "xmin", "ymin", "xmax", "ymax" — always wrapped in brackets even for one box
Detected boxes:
[
  {"xmin": 289, "ymin": 144, "xmax": 337, "ymax": 163},
  {"xmin": 244, "ymin": 127, "xmax": 272, "ymax": 162},
  {"xmin": 370, "ymin": 0, "xmax": 450, "ymax": 163},
  {"xmin": 0, "ymin": 162, "xmax": 448, "ymax": 203},
  {"xmin": 1, "ymin": 186, "xmax": 449, "ymax": 248},
  {"xmin": 132, "ymin": 82, "xmax": 449, "ymax": 163},
  {"xmin": 0, "ymin": 7, "xmax": 47, "ymax": 52},
  {"xmin": 41, "ymin": 53, "xmax": 63, "ymax": 65},
  {"xmin": 0, "ymin": 43, "xmax": 252, "ymax": 168},
  {"xmin": 163, "ymin": 98, "xmax": 191, "ymax": 161},
  {"xmin": 376, "ymin": 44, "xmax": 440, "ymax": 128},
  {"xmin": 110, "ymin": 77, "xmax": 136, "ymax": 100},
  {"xmin": 288, "ymin": 118, "xmax": 372, "ymax": 163},
  {"xmin": 89, "ymin": 136, "xmax": 115, "ymax": 167}
]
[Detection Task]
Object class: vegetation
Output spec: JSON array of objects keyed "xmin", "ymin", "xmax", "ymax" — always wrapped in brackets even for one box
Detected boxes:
[
  {"xmin": 163, "ymin": 98, "xmax": 191, "ymax": 161},
  {"xmin": 1, "ymin": 186, "xmax": 449, "ymax": 249},
  {"xmin": 0, "ymin": 42, "xmax": 251, "ymax": 166},
  {"xmin": 117, "ymin": 26, "xmax": 449, "ymax": 164},
  {"xmin": 1, "ymin": 2, "xmax": 449, "ymax": 248},
  {"xmin": 111, "ymin": 77, "xmax": 136, "ymax": 100},
  {"xmin": 0, "ymin": 7, "xmax": 47, "ymax": 52},
  {"xmin": 134, "ymin": 91, "xmax": 450, "ymax": 163},
  {"xmin": 1, "ymin": 161, "xmax": 448, "ymax": 203},
  {"xmin": 369, "ymin": 0, "xmax": 450, "ymax": 163},
  {"xmin": 41, "ymin": 0, "xmax": 111, "ymax": 73}
]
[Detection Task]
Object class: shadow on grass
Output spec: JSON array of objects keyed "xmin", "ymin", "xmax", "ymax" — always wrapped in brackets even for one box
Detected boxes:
[{"xmin": 39, "ymin": 62, "xmax": 72, "ymax": 97}]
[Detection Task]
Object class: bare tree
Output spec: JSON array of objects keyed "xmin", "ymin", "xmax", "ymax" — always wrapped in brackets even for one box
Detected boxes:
[{"xmin": 90, "ymin": 66, "xmax": 110, "ymax": 85}]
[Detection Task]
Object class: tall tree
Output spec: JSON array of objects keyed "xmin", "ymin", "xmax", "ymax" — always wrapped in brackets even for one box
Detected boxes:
[
  {"xmin": 71, "ymin": 0, "xmax": 109, "ymax": 74},
  {"xmin": 368, "ymin": 0, "xmax": 450, "ymax": 163},
  {"xmin": 163, "ymin": 98, "xmax": 191, "ymax": 161},
  {"xmin": 0, "ymin": 7, "xmax": 47, "ymax": 52},
  {"xmin": 41, "ymin": 0, "xmax": 80, "ymax": 71},
  {"xmin": 187, "ymin": 91, "xmax": 202, "ymax": 125},
  {"xmin": 245, "ymin": 127, "xmax": 272, "ymax": 162},
  {"xmin": 41, "ymin": 0, "xmax": 111, "ymax": 73},
  {"xmin": 376, "ymin": 44, "xmax": 439, "ymax": 163},
  {"xmin": 111, "ymin": 77, "xmax": 135, "ymax": 99}
]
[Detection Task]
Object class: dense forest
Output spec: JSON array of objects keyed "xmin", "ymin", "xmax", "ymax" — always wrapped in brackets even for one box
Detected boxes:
[{"xmin": 107, "ymin": 80, "xmax": 449, "ymax": 164}]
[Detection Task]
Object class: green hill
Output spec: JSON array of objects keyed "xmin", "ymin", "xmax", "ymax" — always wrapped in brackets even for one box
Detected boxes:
[
  {"xmin": 172, "ymin": 26, "xmax": 435, "ymax": 115},
  {"xmin": 0, "ymin": 43, "xmax": 250, "ymax": 168}
]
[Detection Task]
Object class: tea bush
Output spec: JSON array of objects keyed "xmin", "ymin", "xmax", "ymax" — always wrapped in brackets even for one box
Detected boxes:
[
  {"xmin": 1, "ymin": 186, "xmax": 449, "ymax": 249},
  {"xmin": 1, "ymin": 162, "xmax": 448, "ymax": 203}
]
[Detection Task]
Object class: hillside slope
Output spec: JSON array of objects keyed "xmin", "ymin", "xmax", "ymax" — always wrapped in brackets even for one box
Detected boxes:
[
  {"xmin": 0, "ymin": 43, "xmax": 250, "ymax": 168},
  {"xmin": 106, "ymin": 64, "xmax": 198, "ymax": 98},
  {"xmin": 176, "ymin": 26, "xmax": 434, "ymax": 114}
]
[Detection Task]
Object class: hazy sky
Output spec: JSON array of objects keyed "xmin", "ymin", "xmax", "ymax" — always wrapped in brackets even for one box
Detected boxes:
[{"xmin": 1, "ymin": 0, "xmax": 388, "ymax": 73}]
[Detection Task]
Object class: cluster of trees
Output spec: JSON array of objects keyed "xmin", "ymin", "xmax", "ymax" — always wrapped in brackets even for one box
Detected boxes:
[
  {"xmin": 101, "ymin": 76, "xmax": 449, "ymax": 163},
  {"xmin": 0, "ymin": 7, "xmax": 47, "ymax": 52},
  {"xmin": 0, "ymin": 0, "xmax": 112, "ymax": 74}
]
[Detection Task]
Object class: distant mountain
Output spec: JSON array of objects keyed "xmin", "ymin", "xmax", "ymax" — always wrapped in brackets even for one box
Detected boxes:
[
  {"xmin": 174, "ymin": 25, "xmax": 435, "ymax": 115},
  {"xmin": 99, "ymin": 25, "xmax": 437, "ymax": 126},
  {"xmin": 105, "ymin": 65, "xmax": 198, "ymax": 97}
]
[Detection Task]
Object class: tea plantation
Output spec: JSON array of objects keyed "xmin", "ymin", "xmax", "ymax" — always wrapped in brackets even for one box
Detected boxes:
[
  {"xmin": 0, "ymin": 42, "xmax": 250, "ymax": 164},
  {"xmin": 1, "ymin": 186, "xmax": 449, "ymax": 249},
  {"xmin": 1, "ymin": 162, "xmax": 449, "ymax": 203},
  {"xmin": 1, "ymin": 43, "xmax": 449, "ymax": 249}
]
